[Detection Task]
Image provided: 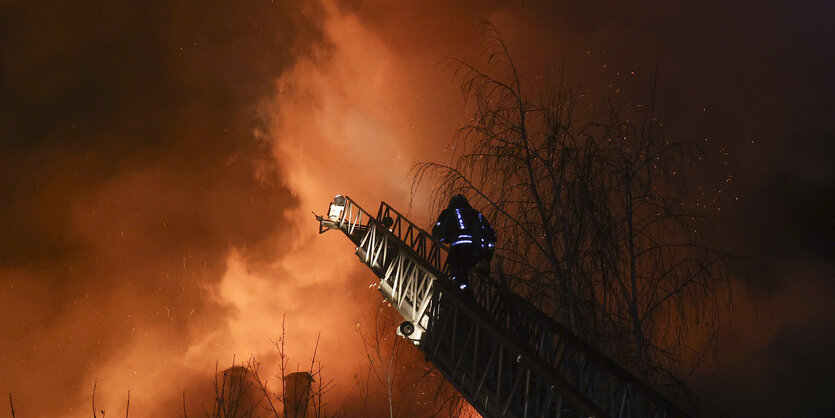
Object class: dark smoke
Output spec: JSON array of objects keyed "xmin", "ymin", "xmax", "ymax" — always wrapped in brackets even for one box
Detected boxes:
[
  {"xmin": 1, "ymin": 0, "xmax": 832, "ymax": 416},
  {"xmin": 345, "ymin": 1, "xmax": 835, "ymax": 416},
  {"xmin": 0, "ymin": 0, "xmax": 324, "ymax": 414}
]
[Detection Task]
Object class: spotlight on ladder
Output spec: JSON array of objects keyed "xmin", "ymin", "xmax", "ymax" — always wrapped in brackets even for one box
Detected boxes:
[
  {"xmin": 329, "ymin": 194, "xmax": 346, "ymax": 221},
  {"xmin": 316, "ymin": 195, "xmax": 347, "ymax": 233}
]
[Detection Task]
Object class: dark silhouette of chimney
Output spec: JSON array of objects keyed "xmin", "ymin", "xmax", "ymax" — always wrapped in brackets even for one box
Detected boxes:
[
  {"xmin": 218, "ymin": 366, "xmax": 263, "ymax": 417},
  {"xmin": 283, "ymin": 372, "xmax": 314, "ymax": 417}
]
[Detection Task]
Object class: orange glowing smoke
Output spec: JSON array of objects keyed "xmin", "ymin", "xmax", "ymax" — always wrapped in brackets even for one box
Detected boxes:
[
  {"xmin": 2, "ymin": 1, "xmax": 831, "ymax": 417},
  {"xmin": 2, "ymin": 1, "xmax": 465, "ymax": 416}
]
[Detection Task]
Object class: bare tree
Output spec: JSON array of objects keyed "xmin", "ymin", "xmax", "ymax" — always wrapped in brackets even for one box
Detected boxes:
[
  {"xmin": 354, "ymin": 302, "xmax": 468, "ymax": 417},
  {"xmin": 355, "ymin": 302, "xmax": 406, "ymax": 418},
  {"xmin": 204, "ymin": 316, "xmax": 341, "ymax": 418},
  {"xmin": 590, "ymin": 77, "xmax": 740, "ymax": 384},
  {"xmin": 413, "ymin": 23, "xmax": 739, "ymax": 407}
]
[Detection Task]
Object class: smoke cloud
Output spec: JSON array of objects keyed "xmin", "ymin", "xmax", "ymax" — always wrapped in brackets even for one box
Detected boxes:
[
  {"xmin": 0, "ymin": 0, "xmax": 329, "ymax": 414},
  {"xmin": 1, "ymin": 0, "xmax": 832, "ymax": 416}
]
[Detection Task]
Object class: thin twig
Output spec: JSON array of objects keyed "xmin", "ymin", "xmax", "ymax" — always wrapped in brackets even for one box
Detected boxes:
[
  {"xmin": 8, "ymin": 393, "xmax": 14, "ymax": 418},
  {"xmin": 251, "ymin": 363, "xmax": 280, "ymax": 417},
  {"xmin": 308, "ymin": 331, "xmax": 321, "ymax": 375}
]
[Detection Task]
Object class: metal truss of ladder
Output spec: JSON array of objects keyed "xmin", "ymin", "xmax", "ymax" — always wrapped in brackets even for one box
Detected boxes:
[{"xmin": 317, "ymin": 195, "xmax": 688, "ymax": 418}]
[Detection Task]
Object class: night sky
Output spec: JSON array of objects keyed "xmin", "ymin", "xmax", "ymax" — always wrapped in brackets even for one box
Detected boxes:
[{"xmin": 1, "ymin": 1, "xmax": 833, "ymax": 416}]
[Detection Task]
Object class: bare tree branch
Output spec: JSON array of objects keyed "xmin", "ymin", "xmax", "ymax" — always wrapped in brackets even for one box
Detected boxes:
[{"xmin": 413, "ymin": 22, "xmax": 743, "ymax": 411}]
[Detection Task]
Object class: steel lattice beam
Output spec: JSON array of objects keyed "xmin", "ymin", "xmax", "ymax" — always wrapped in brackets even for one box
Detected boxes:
[{"xmin": 317, "ymin": 196, "xmax": 687, "ymax": 418}]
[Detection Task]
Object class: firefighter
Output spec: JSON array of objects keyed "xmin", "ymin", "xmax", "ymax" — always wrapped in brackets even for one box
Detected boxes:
[{"xmin": 432, "ymin": 194, "xmax": 496, "ymax": 290}]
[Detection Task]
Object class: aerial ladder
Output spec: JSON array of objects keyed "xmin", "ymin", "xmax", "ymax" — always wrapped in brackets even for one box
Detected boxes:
[{"xmin": 316, "ymin": 195, "xmax": 687, "ymax": 418}]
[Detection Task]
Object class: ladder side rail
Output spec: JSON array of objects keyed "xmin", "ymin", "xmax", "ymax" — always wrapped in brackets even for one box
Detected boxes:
[
  {"xmin": 359, "ymin": 218, "xmax": 440, "ymax": 335},
  {"xmin": 377, "ymin": 202, "xmax": 448, "ymax": 274},
  {"xmin": 468, "ymin": 274, "xmax": 688, "ymax": 417},
  {"xmin": 371, "ymin": 202, "xmax": 683, "ymax": 417},
  {"xmin": 421, "ymin": 279, "xmax": 604, "ymax": 418},
  {"xmin": 383, "ymin": 250, "xmax": 444, "ymax": 334},
  {"xmin": 322, "ymin": 198, "xmax": 686, "ymax": 418},
  {"xmin": 352, "ymin": 216, "xmax": 600, "ymax": 416},
  {"xmin": 353, "ymin": 222, "xmax": 434, "ymax": 332},
  {"xmin": 381, "ymin": 251, "xmax": 435, "ymax": 329},
  {"xmin": 475, "ymin": 276, "xmax": 680, "ymax": 418}
]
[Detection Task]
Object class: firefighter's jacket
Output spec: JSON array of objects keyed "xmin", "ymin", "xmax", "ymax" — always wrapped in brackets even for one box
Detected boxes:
[{"xmin": 432, "ymin": 205, "xmax": 496, "ymax": 253}]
